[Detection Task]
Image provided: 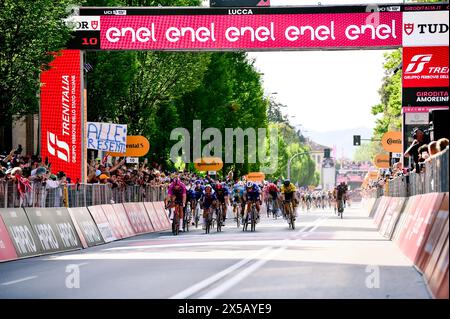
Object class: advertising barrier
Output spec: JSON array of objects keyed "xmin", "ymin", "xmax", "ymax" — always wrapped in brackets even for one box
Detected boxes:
[
  {"xmin": 416, "ymin": 193, "xmax": 449, "ymax": 273},
  {"xmin": 426, "ymin": 236, "xmax": 449, "ymax": 299},
  {"xmin": 101, "ymin": 205, "xmax": 126, "ymax": 239},
  {"xmin": 88, "ymin": 205, "xmax": 117, "ymax": 243},
  {"xmin": 123, "ymin": 202, "xmax": 154, "ymax": 234},
  {"xmin": 143, "ymin": 202, "xmax": 164, "ymax": 231},
  {"xmin": 373, "ymin": 196, "xmax": 392, "ymax": 228},
  {"xmin": 0, "ymin": 208, "xmax": 43, "ymax": 258},
  {"xmin": 0, "ymin": 214, "xmax": 18, "ymax": 262},
  {"xmin": 25, "ymin": 208, "xmax": 82, "ymax": 254},
  {"xmin": 368, "ymin": 197, "xmax": 381, "ymax": 218},
  {"xmin": 68, "ymin": 207, "xmax": 105, "ymax": 248},
  {"xmin": 152, "ymin": 201, "xmax": 171, "ymax": 229},
  {"xmin": 112, "ymin": 204, "xmax": 136, "ymax": 238},
  {"xmin": 391, "ymin": 196, "xmax": 417, "ymax": 243},
  {"xmin": 379, "ymin": 197, "xmax": 407, "ymax": 239},
  {"xmin": 397, "ymin": 193, "xmax": 445, "ymax": 263}
]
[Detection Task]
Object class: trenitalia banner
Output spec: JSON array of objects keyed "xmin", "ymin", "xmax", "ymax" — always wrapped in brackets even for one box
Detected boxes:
[
  {"xmin": 40, "ymin": 50, "xmax": 83, "ymax": 182},
  {"xmin": 402, "ymin": 46, "xmax": 449, "ymax": 88}
]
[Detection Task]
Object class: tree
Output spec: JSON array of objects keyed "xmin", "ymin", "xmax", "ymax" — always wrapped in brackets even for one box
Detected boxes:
[
  {"xmin": 0, "ymin": 0, "xmax": 75, "ymax": 150},
  {"xmin": 371, "ymin": 49, "xmax": 402, "ymax": 139},
  {"xmin": 353, "ymin": 141, "xmax": 383, "ymax": 163}
]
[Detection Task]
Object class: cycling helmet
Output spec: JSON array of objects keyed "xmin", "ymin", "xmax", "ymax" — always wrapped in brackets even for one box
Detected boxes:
[
  {"xmin": 246, "ymin": 181, "xmax": 253, "ymax": 188},
  {"xmin": 283, "ymin": 179, "xmax": 290, "ymax": 187},
  {"xmin": 173, "ymin": 177, "xmax": 181, "ymax": 185},
  {"xmin": 238, "ymin": 181, "xmax": 244, "ymax": 187}
]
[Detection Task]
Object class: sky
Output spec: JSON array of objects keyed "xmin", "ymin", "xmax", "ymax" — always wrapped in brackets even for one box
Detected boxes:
[{"xmin": 202, "ymin": 0, "xmax": 403, "ymax": 158}]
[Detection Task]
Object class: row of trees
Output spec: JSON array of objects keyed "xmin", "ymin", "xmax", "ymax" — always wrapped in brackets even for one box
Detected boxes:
[
  {"xmin": 1, "ymin": 0, "xmax": 320, "ymax": 186},
  {"xmin": 353, "ymin": 49, "xmax": 401, "ymax": 162}
]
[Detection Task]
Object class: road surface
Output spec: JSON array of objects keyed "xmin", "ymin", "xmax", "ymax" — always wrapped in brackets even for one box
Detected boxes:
[{"xmin": 0, "ymin": 203, "xmax": 430, "ymax": 299}]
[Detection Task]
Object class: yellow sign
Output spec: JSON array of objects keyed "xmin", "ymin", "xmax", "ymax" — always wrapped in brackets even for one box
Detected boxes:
[
  {"xmin": 108, "ymin": 136, "xmax": 150, "ymax": 157},
  {"xmin": 246, "ymin": 172, "xmax": 265, "ymax": 182},
  {"xmin": 374, "ymin": 154, "xmax": 390, "ymax": 168},
  {"xmin": 381, "ymin": 131, "xmax": 402, "ymax": 153},
  {"xmin": 194, "ymin": 157, "xmax": 223, "ymax": 171}
]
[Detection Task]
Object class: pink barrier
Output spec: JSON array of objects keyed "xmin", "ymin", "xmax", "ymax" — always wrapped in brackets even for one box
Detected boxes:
[
  {"xmin": 88, "ymin": 205, "xmax": 117, "ymax": 243},
  {"xmin": 373, "ymin": 197, "xmax": 392, "ymax": 229},
  {"xmin": 379, "ymin": 197, "xmax": 407, "ymax": 239},
  {"xmin": 101, "ymin": 205, "xmax": 125, "ymax": 240},
  {"xmin": 152, "ymin": 201, "xmax": 171, "ymax": 229},
  {"xmin": 417, "ymin": 193, "xmax": 449, "ymax": 273},
  {"xmin": 112, "ymin": 204, "xmax": 136, "ymax": 238},
  {"xmin": 143, "ymin": 202, "xmax": 164, "ymax": 231},
  {"xmin": 0, "ymin": 214, "xmax": 18, "ymax": 262},
  {"xmin": 397, "ymin": 193, "xmax": 445, "ymax": 263},
  {"xmin": 123, "ymin": 202, "xmax": 154, "ymax": 234}
]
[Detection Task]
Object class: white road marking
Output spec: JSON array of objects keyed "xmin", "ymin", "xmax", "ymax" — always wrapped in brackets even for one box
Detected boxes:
[
  {"xmin": 197, "ymin": 216, "xmax": 329, "ymax": 298},
  {"xmin": 171, "ymin": 215, "xmax": 326, "ymax": 299},
  {"xmin": 1, "ymin": 276, "xmax": 38, "ymax": 286},
  {"xmin": 169, "ymin": 246, "xmax": 273, "ymax": 299},
  {"xmin": 199, "ymin": 245, "xmax": 287, "ymax": 299}
]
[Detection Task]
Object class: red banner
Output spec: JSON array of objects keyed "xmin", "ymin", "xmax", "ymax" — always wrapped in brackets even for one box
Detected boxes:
[
  {"xmin": 0, "ymin": 215, "xmax": 18, "ymax": 262},
  {"xmin": 40, "ymin": 50, "xmax": 83, "ymax": 182},
  {"xmin": 403, "ymin": 46, "xmax": 449, "ymax": 88}
]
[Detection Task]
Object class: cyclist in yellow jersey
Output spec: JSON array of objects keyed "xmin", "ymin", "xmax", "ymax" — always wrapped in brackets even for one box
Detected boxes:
[{"xmin": 280, "ymin": 179, "xmax": 297, "ymax": 220}]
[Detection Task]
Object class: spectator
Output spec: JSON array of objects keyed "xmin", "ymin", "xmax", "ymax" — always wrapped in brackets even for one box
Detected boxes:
[
  {"xmin": 404, "ymin": 127, "xmax": 430, "ymax": 172},
  {"xmin": 437, "ymin": 138, "xmax": 449, "ymax": 153}
]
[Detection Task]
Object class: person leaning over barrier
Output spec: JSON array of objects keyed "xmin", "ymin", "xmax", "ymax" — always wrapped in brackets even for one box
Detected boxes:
[
  {"xmin": 404, "ymin": 127, "xmax": 430, "ymax": 172},
  {"xmin": 436, "ymin": 138, "xmax": 449, "ymax": 155}
]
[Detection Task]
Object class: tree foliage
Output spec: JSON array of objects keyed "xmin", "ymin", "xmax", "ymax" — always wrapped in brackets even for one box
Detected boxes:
[
  {"xmin": 371, "ymin": 49, "xmax": 402, "ymax": 139},
  {"xmin": 0, "ymin": 0, "xmax": 76, "ymax": 149}
]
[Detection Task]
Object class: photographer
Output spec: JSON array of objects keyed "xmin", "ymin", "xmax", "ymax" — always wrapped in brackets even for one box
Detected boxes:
[{"xmin": 404, "ymin": 127, "xmax": 430, "ymax": 172}]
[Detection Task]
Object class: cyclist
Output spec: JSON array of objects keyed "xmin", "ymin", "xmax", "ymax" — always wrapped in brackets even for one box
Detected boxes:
[
  {"xmin": 266, "ymin": 181, "xmax": 280, "ymax": 217},
  {"xmin": 200, "ymin": 185, "xmax": 217, "ymax": 230},
  {"xmin": 242, "ymin": 181, "xmax": 262, "ymax": 225},
  {"xmin": 281, "ymin": 179, "xmax": 297, "ymax": 220},
  {"xmin": 167, "ymin": 177, "xmax": 187, "ymax": 231},
  {"xmin": 232, "ymin": 180, "xmax": 245, "ymax": 221},
  {"xmin": 213, "ymin": 182, "xmax": 229, "ymax": 226},
  {"xmin": 335, "ymin": 181, "xmax": 348, "ymax": 213},
  {"xmin": 190, "ymin": 180, "xmax": 203, "ymax": 221}
]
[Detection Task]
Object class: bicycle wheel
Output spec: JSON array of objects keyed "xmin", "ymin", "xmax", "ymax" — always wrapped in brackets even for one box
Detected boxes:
[
  {"xmin": 290, "ymin": 209, "xmax": 295, "ymax": 230},
  {"xmin": 217, "ymin": 208, "xmax": 222, "ymax": 232},
  {"xmin": 195, "ymin": 206, "xmax": 200, "ymax": 228},
  {"xmin": 205, "ymin": 212, "xmax": 210, "ymax": 234},
  {"xmin": 236, "ymin": 206, "xmax": 240, "ymax": 229},
  {"xmin": 251, "ymin": 207, "xmax": 256, "ymax": 232}
]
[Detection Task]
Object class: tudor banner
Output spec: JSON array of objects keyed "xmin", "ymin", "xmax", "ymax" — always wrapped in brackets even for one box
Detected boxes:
[{"xmin": 40, "ymin": 50, "xmax": 83, "ymax": 182}]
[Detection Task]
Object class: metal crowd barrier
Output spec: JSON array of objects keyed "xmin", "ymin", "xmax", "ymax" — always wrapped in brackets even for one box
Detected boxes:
[
  {"xmin": 386, "ymin": 148, "xmax": 449, "ymax": 197},
  {"xmin": 1, "ymin": 181, "xmax": 168, "ymax": 208}
]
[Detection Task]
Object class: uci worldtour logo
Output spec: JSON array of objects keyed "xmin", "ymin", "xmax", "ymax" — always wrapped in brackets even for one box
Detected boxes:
[
  {"xmin": 405, "ymin": 54, "xmax": 433, "ymax": 74},
  {"xmin": 47, "ymin": 132, "xmax": 70, "ymax": 162}
]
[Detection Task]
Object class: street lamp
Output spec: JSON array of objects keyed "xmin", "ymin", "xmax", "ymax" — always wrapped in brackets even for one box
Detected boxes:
[{"xmin": 287, "ymin": 151, "xmax": 310, "ymax": 180}]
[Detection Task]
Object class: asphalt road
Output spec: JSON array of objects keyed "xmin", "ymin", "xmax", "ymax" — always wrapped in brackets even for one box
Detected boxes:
[{"xmin": 0, "ymin": 203, "xmax": 430, "ymax": 299}]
